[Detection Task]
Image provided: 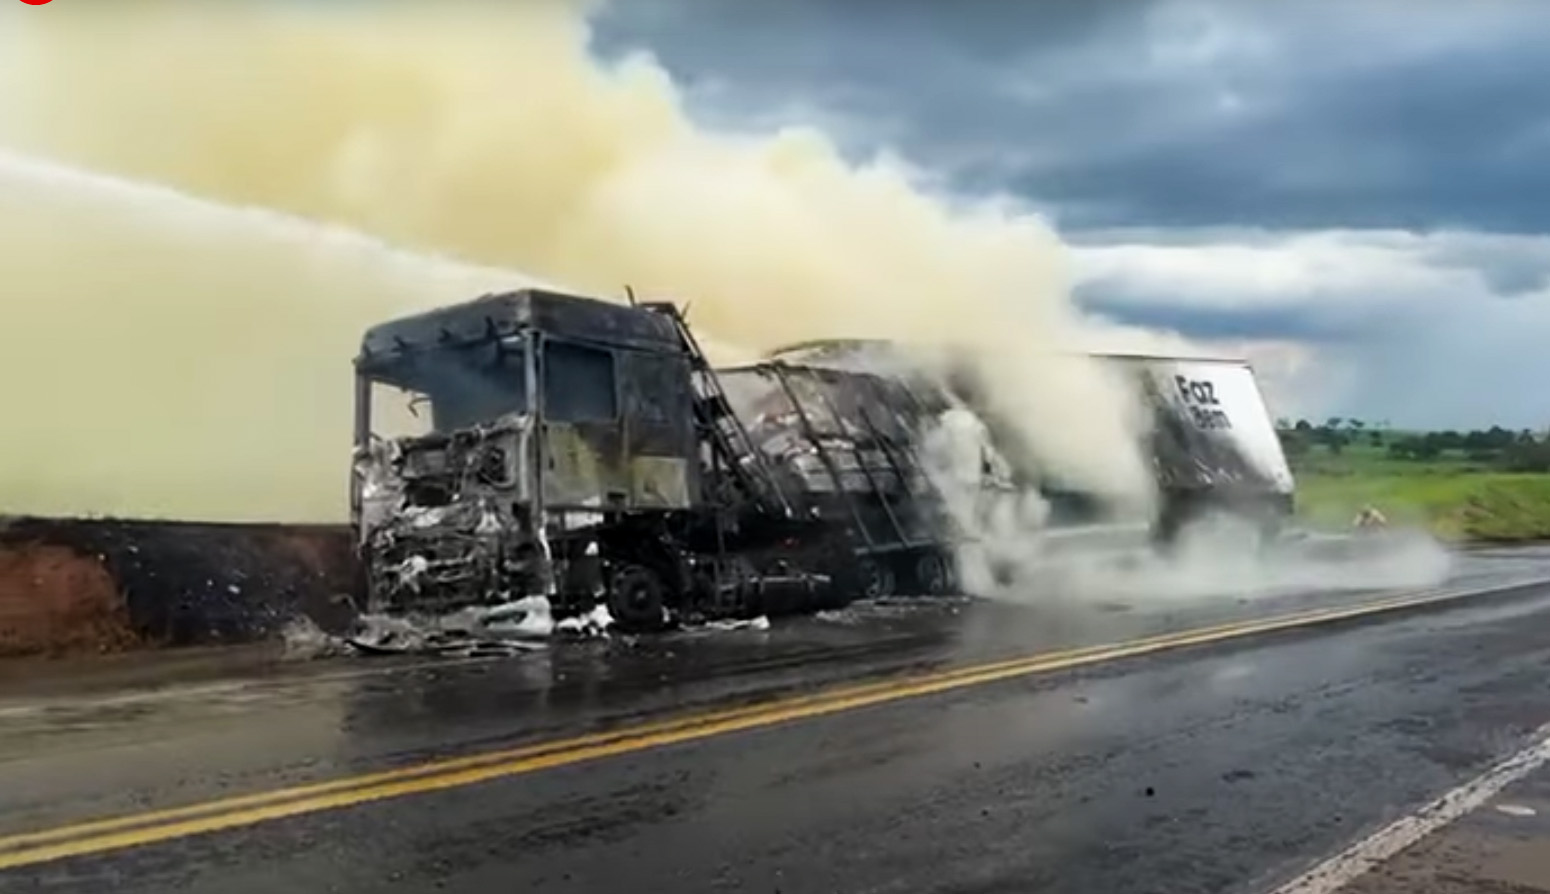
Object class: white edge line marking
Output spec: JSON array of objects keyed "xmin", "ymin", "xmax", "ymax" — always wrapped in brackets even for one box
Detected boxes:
[{"xmin": 1270, "ymin": 720, "xmax": 1550, "ymax": 894}]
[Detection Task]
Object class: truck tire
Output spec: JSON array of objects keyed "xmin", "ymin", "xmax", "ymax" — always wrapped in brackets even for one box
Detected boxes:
[
  {"xmin": 856, "ymin": 556, "xmax": 896, "ymax": 600},
  {"xmin": 913, "ymin": 552, "xmax": 954, "ymax": 596},
  {"xmin": 608, "ymin": 564, "xmax": 669, "ymax": 632}
]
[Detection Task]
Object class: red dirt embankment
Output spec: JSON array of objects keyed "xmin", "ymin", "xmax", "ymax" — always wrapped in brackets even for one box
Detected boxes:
[
  {"xmin": 0, "ymin": 517, "xmax": 358, "ymax": 659},
  {"xmin": 0, "ymin": 543, "xmax": 138, "ymax": 657}
]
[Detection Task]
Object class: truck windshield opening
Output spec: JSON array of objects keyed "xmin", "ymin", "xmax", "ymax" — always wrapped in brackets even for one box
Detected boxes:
[{"xmin": 363, "ymin": 338, "xmax": 529, "ymax": 435}]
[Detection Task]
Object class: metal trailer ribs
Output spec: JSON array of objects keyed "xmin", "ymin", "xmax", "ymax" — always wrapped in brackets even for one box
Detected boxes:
[{"xmin": 717, "ymin": 358, "xmax": 961, "ymax": 596}]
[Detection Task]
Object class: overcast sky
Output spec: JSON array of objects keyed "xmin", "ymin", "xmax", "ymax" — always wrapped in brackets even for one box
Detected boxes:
[{"xmin": 593, "ymin": 0, "xmax": 1550, "ymax": 430}]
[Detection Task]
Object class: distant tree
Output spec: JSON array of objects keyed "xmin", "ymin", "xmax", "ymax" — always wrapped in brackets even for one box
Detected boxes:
[
  {"xmin": 1389, "ymin": 436, "xmax": 1441, "ymax": 461},
  {"xmin": 1326, "ymin": 416, "xmax": 1343, "ymax": 431},
  {"xmin": 1312, "ymin": 422, "xmax": 1349, "ymax": 454},
  {"xmin": 1279, "ymin": 429, "xmax": 1310, "ymax": 458},
  {"xmin": 1500, "ymin": 439, "xmax": 1550, "ymax": 473},
  {"xmin": 1348, "ymin": 419, "xmax": 1366, "ymax": 431},
  {"xmin": 1369, "ymin": 431, "xmax": 1383, "ymax": 447},
  {"xmin": 1294, "ymin": 419, "xmax": 1314, "ymax": 433},
  {"xmin": 1464, "ymin": 426, "xmax": 1517, "ymax": 451}
]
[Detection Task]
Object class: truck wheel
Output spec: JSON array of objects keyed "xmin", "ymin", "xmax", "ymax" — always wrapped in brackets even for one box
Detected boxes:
[
  {"xmin": 608, "ymin": 564, "xmax": 668, "ymax": 631},
  {"xmin": 914, "ymin": 553, "xmax": 953, "ymax": 596},
  {"xmin": 857, "ymin": 557, "xmax": 895, "ymax": 600}
]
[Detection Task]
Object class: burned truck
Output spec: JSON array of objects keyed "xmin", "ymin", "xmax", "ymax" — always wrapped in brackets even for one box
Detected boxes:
[{"xmin": 349, "ymin": 288, "xmax": 991, "ymax": 632}]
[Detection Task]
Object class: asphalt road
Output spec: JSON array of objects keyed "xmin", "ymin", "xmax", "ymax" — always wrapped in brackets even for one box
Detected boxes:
[{"xmin": 3, "ymin": 540, "xmax": 1550, "ymax": 892}]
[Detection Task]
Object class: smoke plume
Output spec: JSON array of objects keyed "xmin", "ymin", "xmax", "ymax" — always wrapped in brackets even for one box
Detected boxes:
[{"xmin": 0, "ymin": 0, "xmax": 1157, "ymax": 521}]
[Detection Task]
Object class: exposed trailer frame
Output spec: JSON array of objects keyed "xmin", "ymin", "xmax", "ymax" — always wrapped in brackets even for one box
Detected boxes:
[
  {"xmin": 714, "ymin": 356, "xmax": 967, "ymax": 596},
  {"xmin": 759, "ymin": 337, "xmax": 1299, "ymax": 548}
]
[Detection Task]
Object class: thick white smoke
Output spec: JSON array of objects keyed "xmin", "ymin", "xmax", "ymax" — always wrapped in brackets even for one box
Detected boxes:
[
  {"xmin": 0, "ymin": 0, "xmax": 1455, "ymax": 611},
  {"xmin": 0, "ymin": 0, "xmax": 1163, "ymax": 522}
]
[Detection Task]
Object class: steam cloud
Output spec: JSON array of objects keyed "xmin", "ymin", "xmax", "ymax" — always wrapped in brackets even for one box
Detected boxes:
[{"xmin": 0, "ymin": 0, "xmax": 1170, "ymax": 522}]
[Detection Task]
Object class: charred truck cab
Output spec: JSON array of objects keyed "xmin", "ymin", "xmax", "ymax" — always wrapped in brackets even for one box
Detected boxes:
[{"xmin": 352, "ymin": 289, "xmax": 709, "ymax": 629}]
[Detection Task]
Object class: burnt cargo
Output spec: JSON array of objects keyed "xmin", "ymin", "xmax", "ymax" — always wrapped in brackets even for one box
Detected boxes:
[{"xmin": 713, "ymin": 358, "xmax": 1008, "ymax": 598}]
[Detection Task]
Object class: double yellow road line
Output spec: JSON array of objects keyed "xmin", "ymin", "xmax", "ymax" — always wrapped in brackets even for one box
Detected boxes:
[{"xmin": 1, "ymin": 579, "xmax": 1543, "ymax": 872}]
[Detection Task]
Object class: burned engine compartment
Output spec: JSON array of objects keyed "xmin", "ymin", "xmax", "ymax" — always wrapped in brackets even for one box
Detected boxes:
[{"xmin": 354, "ymin": 418, "xmax": 544, "ymax": 617}]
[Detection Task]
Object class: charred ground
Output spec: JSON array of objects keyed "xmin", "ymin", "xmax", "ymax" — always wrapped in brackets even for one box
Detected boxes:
[{"xmin": 0, "ymin": 517, "xmax": 355, "ymax": 658}]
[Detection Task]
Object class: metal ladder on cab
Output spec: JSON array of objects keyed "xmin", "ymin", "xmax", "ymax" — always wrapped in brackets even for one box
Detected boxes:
[{"xmin": 640, "ymin": 300, "xmax": 792, "ymax": 518}]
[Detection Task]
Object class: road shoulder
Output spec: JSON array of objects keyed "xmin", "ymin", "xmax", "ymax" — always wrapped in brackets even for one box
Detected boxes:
[{"xmin": 1287, "ymin": 737, "xmax": 1550, "ymax": 894}]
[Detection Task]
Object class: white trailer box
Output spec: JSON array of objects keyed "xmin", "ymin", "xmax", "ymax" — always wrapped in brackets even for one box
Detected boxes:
[{"xmin": 1098, "ymin": 353, "xmax": 1296, "ymax": 541}]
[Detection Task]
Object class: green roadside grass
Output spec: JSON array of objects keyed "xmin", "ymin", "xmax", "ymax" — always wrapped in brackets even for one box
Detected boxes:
[{"xmin": 1291, "ymin": 440, "xmax": 1550, "ymax": 543}]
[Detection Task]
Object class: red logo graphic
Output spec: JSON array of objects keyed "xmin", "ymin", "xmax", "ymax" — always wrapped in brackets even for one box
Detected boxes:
[{"xmin": 18, "ymin": 0, "xmax": 55, "ymax": 5}]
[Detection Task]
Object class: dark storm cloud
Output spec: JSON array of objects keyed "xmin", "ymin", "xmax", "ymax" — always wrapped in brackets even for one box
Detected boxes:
[
  {"xmin": 593, "ymin": 0, "xmax": 1550, "ymax": 233},
  {"xmin": 1076, "ymin": 293, "xmax": 1356, "ymax": 343},
  {"xmin": 1066, "ymin": 229, "xmax": 1550, "ymax": 428},
  {"xmin": 589, "ymin": 0, "xmax": 1151, "ymax": 159},
  {"xmin": 591, "ymin": 0, "xmax": 1550, "ymax": 428},
  {"xmin": 1023, "ymin": 34, "xmax": 1550, "ymax": 232},
  {"xmin": 1418, "ymin": 234, "xmax": 1550, "ymax": 297},
  {"xmin": 592, "ymin": 0, "xmax": 1143, "ymax": 72}
]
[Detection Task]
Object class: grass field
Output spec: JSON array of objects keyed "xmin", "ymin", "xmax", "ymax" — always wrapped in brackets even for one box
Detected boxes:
[{"xmin": 1291, "ymin": 438, "xmax": 1550, "ymax": 542}]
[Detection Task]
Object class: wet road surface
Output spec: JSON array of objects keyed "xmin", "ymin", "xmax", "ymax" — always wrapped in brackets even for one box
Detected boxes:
[{"xmin": 3, "ymin": 541, "xmax": 1550, "ymax": 891}]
